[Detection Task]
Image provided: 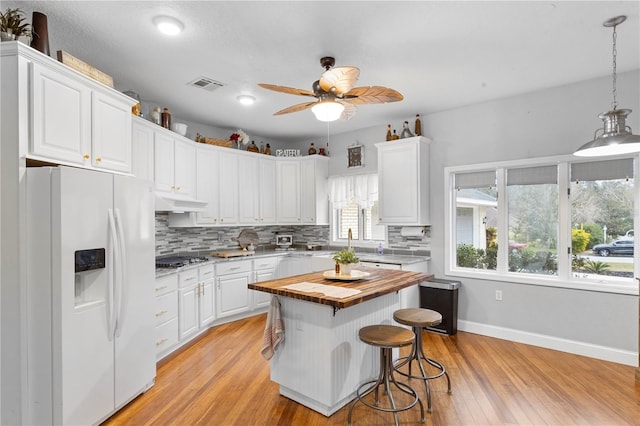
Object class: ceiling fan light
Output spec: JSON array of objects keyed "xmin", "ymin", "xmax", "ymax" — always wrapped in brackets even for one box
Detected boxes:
[
  {"xmin": 237, "ymin": 94, "xmax": 256, "ymax": 105},
  {"xmin": 311, "ymin": 100, "xmax": 344, "ymax": 122},
  {"xmin": 153, "ymin": 16, "xmax": 184, "ymax": 36}
]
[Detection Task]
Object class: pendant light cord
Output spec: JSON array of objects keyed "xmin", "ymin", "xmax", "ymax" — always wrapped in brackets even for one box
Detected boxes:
[{"xmin": 611, "ymin": 23, "xmax": 618, "ymax": 110}]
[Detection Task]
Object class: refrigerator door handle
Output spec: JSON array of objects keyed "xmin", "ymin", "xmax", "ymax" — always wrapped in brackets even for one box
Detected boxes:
[
  {"xmin": 114, "ymin": 208, "xmax": 127, "ymax": 337},
  {"xmin": 107, "ymin": 208, "xmax": 119, "ymax": 340}
]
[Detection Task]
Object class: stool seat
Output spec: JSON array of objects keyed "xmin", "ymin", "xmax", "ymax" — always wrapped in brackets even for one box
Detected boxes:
[
  {"xmin": 359, "ymin": 325, "xmax": 415, "ymax": 348},
  {"xmin": 393, "ymin": 308, "xmax": 442, "ymax": 328}
]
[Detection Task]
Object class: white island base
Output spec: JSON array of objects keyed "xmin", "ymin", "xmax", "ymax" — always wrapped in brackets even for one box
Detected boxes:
[{"xmin": 270, "ymin": 291, "xmax": 404, "ymax": 416}]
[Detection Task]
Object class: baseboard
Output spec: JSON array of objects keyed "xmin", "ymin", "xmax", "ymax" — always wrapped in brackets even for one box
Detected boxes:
[{"xmin": 458, "ymin": 320, "xmax": 638, "ymax": 367}]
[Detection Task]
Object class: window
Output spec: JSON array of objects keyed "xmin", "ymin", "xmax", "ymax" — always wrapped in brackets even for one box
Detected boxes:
[
  {"xmin": 446, "ymin": 155, "xmax": 638, "ymax": 294},
  {"xmin": 329, "ymin": 174, "xmax": 386, "ymax": 246}
]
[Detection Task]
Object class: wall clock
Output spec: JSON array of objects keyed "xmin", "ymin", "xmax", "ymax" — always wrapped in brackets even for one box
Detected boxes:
[{"xmin": 348, "ymin": 145, "xmax": 363, "ymax": 168}]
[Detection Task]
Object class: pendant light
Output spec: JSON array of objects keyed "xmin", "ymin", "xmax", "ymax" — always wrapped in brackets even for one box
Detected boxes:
[{"xmin": 574, "ymin": 15, "xmax": 640, "ymax": 157}]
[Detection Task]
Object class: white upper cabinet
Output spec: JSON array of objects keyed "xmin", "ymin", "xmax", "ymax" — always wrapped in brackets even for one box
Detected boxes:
[
  {"xmin": 25, "ymin": 48, "xmax": 134, "ymax": 173},
  {"xmin": 131, "ymin": 117, "xmax": 155, "ymax": 182},
  {"xmin": 30, "ymin": 61, "xmax": 91, "ymax": 166},
  {"xmin": 238, "ymin": 155, "xmax": 260, "ymax": 224},
  {"xmin": 258, "ymin": 157, "xmax": 277, "ymax": 224},
  {"xmin": 300, "ymin": 156, "xmax": 329, "ymax": 225},
  {"xmin": 154, "ymin": 132, "xmax": 195, "ymax": 197},
  {"xmin": 376, "ymin": 136, "xmax": 430, "ymax": 225},
  {"xmin": 91, "ymin": 91, "xmax": 132, "ymax": 173},
  {"xmin": 217, "ymin": 150, "xmax": 239, "ymax": 225},
  {"xmin": 276, "ymin": 159, "xmax": 301, "ymax": 224},
  {"xmin": 194, "ymin": 146, "xmax": 220, "ymax": 225}
]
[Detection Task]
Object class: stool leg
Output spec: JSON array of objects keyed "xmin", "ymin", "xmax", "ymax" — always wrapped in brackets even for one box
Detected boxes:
[
  {"xmin": 416, "ymin": 328, "xmax": 452, "ymax": 394},
  {"xmin": 348, "ymin": 349, "xmax": 386, "ymax": 426}
]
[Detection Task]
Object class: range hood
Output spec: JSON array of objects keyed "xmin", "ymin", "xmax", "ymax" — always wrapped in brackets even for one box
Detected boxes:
[{"xmin": 155, "ymin": 192, "xmax": 208, "ymax": 213}]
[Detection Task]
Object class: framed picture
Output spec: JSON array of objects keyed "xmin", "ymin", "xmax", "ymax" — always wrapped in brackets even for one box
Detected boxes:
[{"xmin": 348, "ymin": 145, "xmax": 363, "ymax": 168}]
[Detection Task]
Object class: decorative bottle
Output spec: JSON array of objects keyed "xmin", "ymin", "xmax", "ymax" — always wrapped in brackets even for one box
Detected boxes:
[
  {"xmin": 400, "ymin": 121, "xmax": 414, "ymax": 138},
  {"xmin": 415, "ymin": 114, "xmax": 422, "ymax": 136},
  {"xmin": 308, "ymin": 143, "xmax": 317, "ymax": 155},
  {"xmin": 260, "ymin": 141, "xmax": 265, "ymax": 154},
  {"xmin": 386, "ymin": 124, "xmax": 392, "ymax": 141},
  {"xmin": 151, "ymin": 107, "xmax": 161, "ymax": 125},
  {"xmin": 161, "ymin": 108, "xmax": 171, "ymax": 129},
  {"xmin": 391, "ymin": 129, "xmax": 399, "ymax": 140},
  {"xmin": 265, "ymin": 143, "xmax": 271, "ymax": 155}
]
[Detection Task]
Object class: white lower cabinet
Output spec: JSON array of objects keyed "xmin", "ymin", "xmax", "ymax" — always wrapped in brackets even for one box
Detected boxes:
[
  {"xmin": 154, "ymin": 274, "xmax": 179, "ymax": 356},
  {"xmin": 216, "ymin": 260, "xmax": 252, "ymax": 318},
  {"xmin": 178, "ymin": 265, "xmax": 215, "ymax": 341},
  {"xmin": 252, "ymin": 257, "xmax": 281, "ymax": 309}
]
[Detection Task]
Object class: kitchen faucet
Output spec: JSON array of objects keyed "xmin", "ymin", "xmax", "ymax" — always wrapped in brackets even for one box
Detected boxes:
[{"xmin": 348, "ymin": 228, "xmax": 352, "ymax": 251}]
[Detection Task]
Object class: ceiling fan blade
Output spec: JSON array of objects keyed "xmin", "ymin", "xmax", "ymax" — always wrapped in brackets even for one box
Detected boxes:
[
  {"xmin": 339, "ymin": 101, "xmax": 357, "ymax": 121},
  {"xmin": 319, "ymin": 66, "xmax": 360, "ymax": 94},
  {"xmin": 343, "ymin": 86, "xmax": 404, "ymax": 104},
  {"xmin": 273, "ymin": 101, "xmax": 317, "ymax": 116},
  {"xmin": 258, "ymin": 83, "xmax": 316, "ymax": 98}
]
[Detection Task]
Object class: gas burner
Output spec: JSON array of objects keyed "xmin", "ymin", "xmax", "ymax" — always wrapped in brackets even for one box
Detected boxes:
[{"xmin": 156, "ymin": 255, "xmax": 208, "ymax": 269}]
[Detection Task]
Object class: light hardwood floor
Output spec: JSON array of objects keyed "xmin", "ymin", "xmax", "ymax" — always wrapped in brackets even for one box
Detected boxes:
[{"xmin": 104, "ymin": 314, "xmax": 640, "ymax": 425}]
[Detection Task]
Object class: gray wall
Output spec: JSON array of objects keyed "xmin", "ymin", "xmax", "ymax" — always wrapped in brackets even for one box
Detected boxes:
[{"xmin": 294, "ymin": 71, "xmax": 639, "ymax": 360}]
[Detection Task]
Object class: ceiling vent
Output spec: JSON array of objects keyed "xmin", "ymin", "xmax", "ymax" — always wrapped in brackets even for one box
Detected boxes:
[{"xmin": 188, "ymin": 76, "xmax": 224, "ymax": 91}]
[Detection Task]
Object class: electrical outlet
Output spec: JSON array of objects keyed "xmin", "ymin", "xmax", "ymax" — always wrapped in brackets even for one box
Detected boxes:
[{"xmin": 495, "ymin": 290, "xmax": 503, "ymax": 301}]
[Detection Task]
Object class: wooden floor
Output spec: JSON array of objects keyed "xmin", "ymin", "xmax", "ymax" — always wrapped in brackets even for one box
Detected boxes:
[{"xmin": 104, "ymin": 314, "xmax": 640, "ymax": 425}]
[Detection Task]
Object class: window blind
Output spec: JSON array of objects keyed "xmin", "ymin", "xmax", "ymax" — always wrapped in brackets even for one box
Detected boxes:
[
  {"xmin": 455, "ymin": 170, "xmax": 496, "ymax": 189},
  {"xmin": 507, "ymin": 165, "xmax": 557, "ymax": 186},
  {"xmin": 571, "ymin": 158, "xmax": 634, "ymax": 182}
]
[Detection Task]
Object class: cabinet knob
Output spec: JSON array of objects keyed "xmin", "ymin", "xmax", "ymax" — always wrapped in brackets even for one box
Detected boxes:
[
  {"xmin": 175, "ymin": 186, "xmax": 181, "ymax": 191},
  {"xmin": 83, "ymin": 154, "xmax": 90, "ymax": 160},
  {"xmin": 95, "ymin": 157, "xmax": 102, "ymax": 162},
  {"xmin": 171, "ymin": 185, "xmax": 176, "ymax": 190},
  {"xmin": 220, "ymin": 218, "xmax": 224, "ymax": 222}
]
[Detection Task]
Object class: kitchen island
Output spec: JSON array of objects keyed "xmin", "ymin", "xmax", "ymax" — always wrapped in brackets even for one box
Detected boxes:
[{"xmin": 249, "ymin": 268, "xmax": 432, "ymax": 416}]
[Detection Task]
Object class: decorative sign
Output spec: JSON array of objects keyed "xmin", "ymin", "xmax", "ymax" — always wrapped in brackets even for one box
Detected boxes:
[
  {"xmin": 348, "ymin": 145, "xmax": 363, "ymax": 168},
  {"xmin": 275, "ymin": 149, "xmax": 300, "ymax": 157},
  {"xmin": 56, "ymin": 50, "xmax": 114, "ymax": 87}
]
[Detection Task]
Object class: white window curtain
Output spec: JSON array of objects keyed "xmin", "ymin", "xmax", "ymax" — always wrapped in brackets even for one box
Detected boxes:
[{"xmin": 328, "ymin": 174, "xmax": 378, "ymax": 209}]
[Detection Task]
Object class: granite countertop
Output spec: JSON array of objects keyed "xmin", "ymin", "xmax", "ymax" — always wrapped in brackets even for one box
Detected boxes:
[{"xmin": 155, "ymin": 249, "xmax": 430, "ymax": 278}]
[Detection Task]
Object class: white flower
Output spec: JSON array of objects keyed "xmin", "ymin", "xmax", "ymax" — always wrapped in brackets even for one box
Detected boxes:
[{"xmin": 236, "ymin": 129, "xmax": 249, "ymax": 145}]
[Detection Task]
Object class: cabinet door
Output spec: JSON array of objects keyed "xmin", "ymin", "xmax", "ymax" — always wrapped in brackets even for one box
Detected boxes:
[
  {"xmin": 199, "ymin": 280, "xmax": 216, "ymax": 327},
  {"xmin": 30, "ymin": 61, "xmax": 91, "ymax": 165},
  {"xmin": 195, "ymin": 147, "xmax": 219, "ymax": 225},
  {"xmin": 259, "ymin": 158, "xmax": 277, "ymax": 224},
  {"xmin": 132, "ymin": 119, "xmax": 155, "ymax": 181},
  {"xmin": 217, "ymin": 151, "xmax": 238, "ymax": 225},
  {"xmin": 173, "ymin": 138, "xmax": 196, "ymax": 197},
  {"xmin": 238, "ymin": 156, "xmax": 259, "ymax": 224},
  {"xmin": 253, "ymin": 269, "xmax": 275, "ymax": 308},
  {"xmin": 91, "ymin": 91, "xmax": 132, "ymax": 173},
  {"xmin": 378, "ymin": 141, "xmax": 419, "ymax": 224},
  {"xmin": 178, "ymin": 285, "xmax": 198, "ymax": 340},
  {"xmin": 300, "ymin": 159, "xmax": 316, "ymax": 224},
  {"xmin": 276, "ymin": 160, "xmax": 300, "ymax": 223},
  {"xmin": 154, "ymin": 133, "xmax": 175, "ymax": 193},
  {"xmin": 216, "ymin": 272, "xmax": 251, "ymax": 318}
]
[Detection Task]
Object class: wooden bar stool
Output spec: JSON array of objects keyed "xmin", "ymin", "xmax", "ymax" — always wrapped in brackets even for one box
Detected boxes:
[
  {"xmin": 393, "ymin": 308, "xmax": 452, "ymax": 412},
  {"xmin": 347, "ymin": 324, "xmax": 425, "ymax": 426}
]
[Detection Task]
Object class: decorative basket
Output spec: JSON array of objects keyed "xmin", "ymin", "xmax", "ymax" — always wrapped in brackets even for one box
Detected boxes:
[{"xmin": 196, "ymin": 135, "xmax": 233, "ymax": 148}]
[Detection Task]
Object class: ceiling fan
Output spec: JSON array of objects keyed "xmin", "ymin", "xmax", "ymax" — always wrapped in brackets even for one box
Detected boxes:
[{"xmin": 258, "ymin": 57, "xmax": 403, "ymax": 122}]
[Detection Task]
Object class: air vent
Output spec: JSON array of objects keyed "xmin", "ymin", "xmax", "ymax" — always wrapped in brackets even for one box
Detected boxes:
[{"xmin": 187, "ymin": 76, "xmax": 225, "ymax": 91}]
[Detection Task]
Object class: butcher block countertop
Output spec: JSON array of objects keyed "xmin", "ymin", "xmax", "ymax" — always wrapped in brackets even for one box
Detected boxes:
[{"xmin": 248, "ymin": 267, "xmax": 433, "ymax": 309}]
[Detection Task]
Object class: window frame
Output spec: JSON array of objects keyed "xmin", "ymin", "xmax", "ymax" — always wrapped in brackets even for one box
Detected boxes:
[
  {"xmin": 444, "ymin": 153, "xmax": 639, "ymax": 296},
  {"xmin": 330, "ymin": 201, "xmax": 387, "ymax": 248}
]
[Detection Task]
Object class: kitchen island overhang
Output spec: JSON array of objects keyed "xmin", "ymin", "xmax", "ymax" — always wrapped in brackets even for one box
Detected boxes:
[{"xmin": 249, "ymin": 268, "xmax": 433, "ymax": 416}]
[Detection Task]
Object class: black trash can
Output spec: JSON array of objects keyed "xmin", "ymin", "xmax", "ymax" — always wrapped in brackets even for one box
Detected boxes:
[{"xmin": 419, "ymin": 278, "xmax": 460, "ymax": 335}]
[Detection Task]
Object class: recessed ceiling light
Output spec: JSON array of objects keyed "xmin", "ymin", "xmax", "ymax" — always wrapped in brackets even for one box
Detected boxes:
[
  {"xmin": 237, "ymin": 94, "xmax": 256, "ymax": 106},
  {"xmin": 153, "ymin": 16, "xmax": 184, "ymax": 36}
]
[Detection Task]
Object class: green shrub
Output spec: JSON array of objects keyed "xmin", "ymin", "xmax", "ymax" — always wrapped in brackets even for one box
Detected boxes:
[{"xmin": 582, "ymin": 223, "xmax": 604, "ymax": 249}]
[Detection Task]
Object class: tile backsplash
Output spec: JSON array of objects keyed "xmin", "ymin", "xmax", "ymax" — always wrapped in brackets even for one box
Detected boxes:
[{"xmin": 155, "ymin": 213, "xmax": 430, "ymax": 256}]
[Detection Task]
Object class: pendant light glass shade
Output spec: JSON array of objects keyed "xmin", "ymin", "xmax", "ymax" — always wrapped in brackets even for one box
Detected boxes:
[
  {"xmin": 311, "ymin": 100, "xmax": 344, "ymax": 122},
  {"xmin": 574, "ymin": 15, "xmax": 640, "ymax": 157}
]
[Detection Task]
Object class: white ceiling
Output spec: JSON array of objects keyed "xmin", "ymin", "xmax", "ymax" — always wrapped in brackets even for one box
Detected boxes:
[{"xmin": 8, "ymin": 1, "xmax": 640, "ymax": 142}]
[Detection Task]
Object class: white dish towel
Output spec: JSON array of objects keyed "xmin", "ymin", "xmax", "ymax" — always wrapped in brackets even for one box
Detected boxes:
[{"xmin": 261, "ymin": 296, "xmax": 285, "ymax": 360}]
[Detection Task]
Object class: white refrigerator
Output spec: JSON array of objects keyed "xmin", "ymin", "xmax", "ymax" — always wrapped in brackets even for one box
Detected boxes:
[{"xmin": 26, "ymin": 166, "xmax": 156, "ymax": 425}]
